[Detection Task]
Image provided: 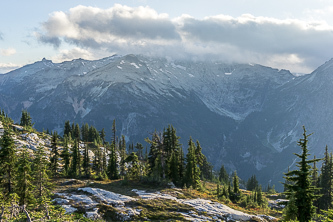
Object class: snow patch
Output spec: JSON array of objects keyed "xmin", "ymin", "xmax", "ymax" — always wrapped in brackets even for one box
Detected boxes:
[
  {"xmin": 117, "ymin": 66, "xmax": 123, "ymax": 69},
  {"xmin": 130, "ymin": 63, "xmax": 140, "ymax": 69},
  {"xmin": 171, "ymin": 63, "xmax": 186, "ymax": 70}
]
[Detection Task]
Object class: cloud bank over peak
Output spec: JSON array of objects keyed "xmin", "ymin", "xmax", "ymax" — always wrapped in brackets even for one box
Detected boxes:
[{"xmin": 35, "ymin": 4, "xmax": 333, "ymax": 73}]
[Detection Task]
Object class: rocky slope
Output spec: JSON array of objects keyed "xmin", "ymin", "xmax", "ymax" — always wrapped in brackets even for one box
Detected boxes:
[{"xmin": 1, "ymin": 54, "xmax": 332, "ymax": 189}]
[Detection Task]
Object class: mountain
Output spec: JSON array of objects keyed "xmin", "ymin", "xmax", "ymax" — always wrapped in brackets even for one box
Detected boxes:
[{"xmin": 1, "ymin": 54, "xmax": 332, "ymax": 190}]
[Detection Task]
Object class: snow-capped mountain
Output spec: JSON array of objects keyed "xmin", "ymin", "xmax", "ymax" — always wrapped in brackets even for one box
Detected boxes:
[{"xmin": 1, "ymin": 54, "xmax": 332, "ymax": 189}]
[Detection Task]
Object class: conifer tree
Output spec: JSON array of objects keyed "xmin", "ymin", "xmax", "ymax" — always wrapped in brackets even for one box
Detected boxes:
[
  {"xmin": 81, "ymin": 123, "xmax": 89, "ymax": 142},
  {"xmin": 146, "ymin": 131, "xmax": 167, "ymax": 180},
  {"xmin": 83, "ymin": 144, "xmax": 90, "ymax": 177},
  {"xmin": 169, "ymin": 150, "xmax": 180, "ymax": 185},
  {"xmin": 319, "ymin": 145, "xmax": 332, "ymax": 210},
  {"xmin": 119, "ymin": 135, "xmax": 127, "ymax": 177},
  {"xmin": 16, "ymin": 146, "xmax": 35, "ymax": 206},
  {"xmin": 63, "ymin": 120, "xmax": 71, "ymax": 138},
  {"xmin": 0, "ymin": 130, "xmax": 17, "ymax": 198},
  {"xmin": 284, "ymin": 126, "xmax": 320, "ymax": 222},
  {"xmin": 20, "ymin": 110, "xmax": 33, "ymax": 128},
  {"xmin": 178, "ymin": 147, "xmax": 185, "ymax": 183},
  {"xmin": 195, "ymin": 140, "xmax": 204, "ymax": 168},
  {"xmin": 49, "ymin": 131, "xmax": 59, "ymax": 177},
  {"xmin": 219, "ymin": 165, "xmax": 229, "ymax": 185},
  {"xmin": 125, "ymin": 152, "xmax": 140, "ymax": 180},
  {"xmin": 77, "ymin": 140, "xmax": 82, "ymax": 177},
  {"xmin": 246, "ymin": 175, "xmax": 259, "ymax": 191},
  {"xmin": 135, "ymin": 142, "xmax": 144, "ymax": 160},
  {"xmin": 233, "ymin": 170, "xmax": 240, "ymax": 195},
  {"xmin": 73, "ymin": 124, "xmax": 80, "ymax": 140},
  {"xmin": 33, "ymin": 145, "xmax": 51, "ymax": 200},
  {"xmin": 184, "ymin": 137, "xmax": 201, "ymax": 189},
  {"xmin": 83, "ymin": 143, "xmax": 90, "ymax": 178},
  {"xmin": 108, "ymin": 142, "xmax": 119, "ymax": 180},
  {"xmin": 100, "ymin": 128, "xmax": 106, "ymax": 145},
  {"xmin": 256, "ymin": 185, "xmax": 263, "ymax": 206},
  {"xmin": 60, "ymin": 135, "xmax": 71, "ymax": 177},
  {"xmin": 69, "ymin": 139, "xmax": 79, "ymax": 177}
]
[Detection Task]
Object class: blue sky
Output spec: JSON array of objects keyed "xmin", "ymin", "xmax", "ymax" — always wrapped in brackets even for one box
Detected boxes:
[{"xmin": 1, "ymin": 0, "xmax": 333, "ymax": 73}]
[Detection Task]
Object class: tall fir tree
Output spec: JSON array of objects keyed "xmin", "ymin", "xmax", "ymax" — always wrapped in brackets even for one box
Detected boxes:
[
  {"xmin": 60, "ymin": 135, "xmax": 71, "ymax": 177},
  {"xmin": 284, "ymin": 126, "xmax": 321, "ymax": 222},
  {"xmin": 246, "ymin": 174, "xmax": 259, "ymax": 191},
  {"xmin": 0, "ymin": 130, "xmax": 17, "ymax": 198},
  {"xmin": 49, "ymin": 131, "xmax": 59, "ymax": 177},
  {"xmin": 107, "ymin": 142, "xmax": 119, "ymax": 180},
  {"xmin": 233, "ymin": 171, "xmax": 240, "ymax": 195},
  {"xmin": 107, "ymin": 119, "xmax": 119, "ymax": 180},
  {"xmin": 319, "ymin": 145, "xmax": 332, "ymax": 210},
  {"xmin": 100, "ymin": 128, "xmax": 106, "ymax": 145},
  {"xmin": 33, "ymin": 145, "xmax": 51, "ymax": 200},
  {"xmin": 81, "ymin": 123, "xmax": 89, "ymax": 142},
  {"xmin": 83, "ymin": 143, "xmax": 90, "ymax": 178},
  {"xmin": 219, "ymin": 165, "xmax": 229, "ymax": 185},
  {"xmin": 184, "ymin": 137, "xmax": 201, "ymax": 189},
  {"xmin": 119, "ymin": 135, "xmax": 127, "ymax": 177},
  {"xmin": 20, "ymin": 110, "xmax": 33, "ymax": 128},
  {"xmin": 63, "ymin": 120, "xmax": 71, "ymax": 138},
  {"xmin": 16, "ymin": 146, "xmax": 35, "ymax": 206},
  {"xmin": 69, "ymin": 139, "xmax": 79, "ymax": 177}
]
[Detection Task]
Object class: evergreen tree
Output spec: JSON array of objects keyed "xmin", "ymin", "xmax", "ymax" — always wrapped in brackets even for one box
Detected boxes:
[
  {"xmin": 60, "ymin": 135, "xmax": 71, "ymax": 177},
  {"xmin": 107, "ymin": 142, "xmax": 119, "ymax": 180},
  {"xmin": 256, "ymin": 185, "xmax": 263, "ymax": 206},
  {"xmin": 233, "ymin": 170, "xmax": 240, "ymax": 194},
  {"xmin": 284, "ymin": 126, "xmax": 320, "ymax": 222},
  {"xmin": 20, "ymin": 110, "xmax": 33, "ymax": 128},
  {"xmin": 178, "ymin": 147, "xmax": 185, "ymax": 184},
  {"xmin": 0, "ymin": 130, "xmax": 17, "ymax": 198},
  {"xmin": 100, "ymin": 128, "xmax": 106, "ymax": 145},
  {"xmin": 200, "ymin": 156, "xmax": 213, "ymax": 181},
  {"xmin": 219, "ymin": 165, "xmax": 229, "ymax": 185},
  {"xmin": 69, "ymin": 139, "xmax": 79, "ymax": 177},
  {"xmin": 81, "ymin": 123, "xmax": 89, "ymax": 142},
  {"xmin": 246, "ymin": 174, "xmax": 259, "ymax": 191},
  {"xmin": 16, "ymin": 146, "xmax": 35, "ymax": 206},
  {"xmin": 125, "ymin": 152, "xmax": 140, "ymax": 180},
  {"xmin": 283, "ymin": 192, "xmax": 298, "ymax": 221},
  {"xmin": 77, "ymin": 140, "xmax": 82, "ymax": 177},
  {"xmin": 195, "ymin": 140, "xmax": 205, "ymax": 168},
  {"xmin": 169, "ymin": 150, "xmax": 180, "ymax": 185},
  {"xmin": 319, "ymin": 145, "xmax": 332, "ymax": 210},
  {"xmin": 63, "ymin": 120, "xmax": 71, "ymax": 138},
  {"xmin": 146, "ymin": 131, "xmax": 167, "ymax": 180},
  {"xmin": 73, "ymin": 124, "xmax": 80, "ymax": 140},
  {"xmin": 83, "ymin": 143, "xmax": 90, "ymax": 178},
  {"xmin": 135, "ymin": 142, "xmax": 144, "ymax": 160},
  {"xmin": 119, "ymin": 135, "xmax": 127, "ymax": 177},
  {"xmin": 33, "ymin": 145, "xmax": 51, "ymax": 200},
  {"xmin": 49, "ymin": 131, "xmax": 59, "ymax": 177},
  {"xmin": 184, "ymin": 137, "xmax": 201, "ymax": 189}
]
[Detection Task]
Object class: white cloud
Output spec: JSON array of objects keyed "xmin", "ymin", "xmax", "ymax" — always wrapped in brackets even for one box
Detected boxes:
[
  {"xmin": 51, "ymin": 47, "xmax": 95, "ymax": 63},
  {"xmin": 1, "ymin": 48, "xmax": 16, "ymax": 56},
  {"xmin": 0, "ymin": 63, "xmax": 21, "ymax": 74},
  {"xmin": 35, "ymin": 4, "xmax": 333, "ymax": 73}
]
